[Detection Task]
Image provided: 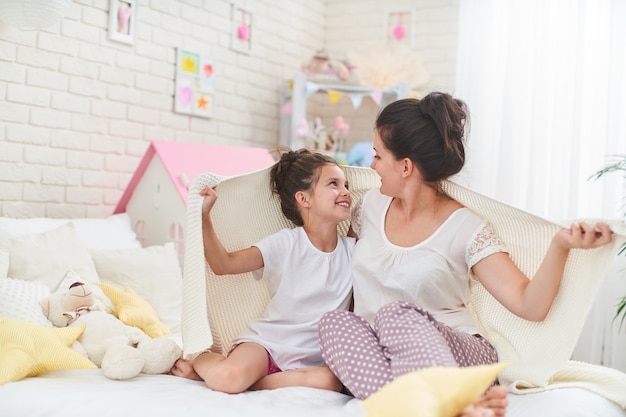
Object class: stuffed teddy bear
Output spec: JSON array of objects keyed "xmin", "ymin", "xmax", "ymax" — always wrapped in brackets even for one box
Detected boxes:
[
  {"xmin": 40, "ymin": 281, "xmax": 182, "ymax": 380},
  {"xmin": 302, "ymin": 49, "xmax": 355, "ymax": 82}
]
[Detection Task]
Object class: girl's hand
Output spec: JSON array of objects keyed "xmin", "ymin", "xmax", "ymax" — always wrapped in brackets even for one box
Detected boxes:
[
  {"xmin": 554, "ymin": 221, "xmax": 613, "ymax": 250},
  {"xmin": 200, "ymin": 186, "xmax": 218, "ymax": 215}
]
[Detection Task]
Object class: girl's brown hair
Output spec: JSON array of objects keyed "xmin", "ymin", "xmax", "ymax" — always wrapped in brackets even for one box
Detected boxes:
[{"xmin": 270, "ymin": 148, "xmax": 338, "ymax": 226}]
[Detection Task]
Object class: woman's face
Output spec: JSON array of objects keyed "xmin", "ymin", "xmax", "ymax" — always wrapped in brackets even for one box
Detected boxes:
[{"xmin": 371, "ymin": 130, "xmax": 404, "ymax": 196}]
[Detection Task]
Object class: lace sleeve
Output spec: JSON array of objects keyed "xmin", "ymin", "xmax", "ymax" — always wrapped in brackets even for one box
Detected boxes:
[
  {"xmin": 350, "ymin": 196, "xmax": 364, "ymax": 237},
  {"xmin": 466, "ymin": 223, "xmax": 508, "ymax": 269}
]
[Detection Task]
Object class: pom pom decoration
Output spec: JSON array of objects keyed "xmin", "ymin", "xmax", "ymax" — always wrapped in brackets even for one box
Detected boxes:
[{"xmin": 349, "ymin": 44, "xmax": 430, "ymax": 91}]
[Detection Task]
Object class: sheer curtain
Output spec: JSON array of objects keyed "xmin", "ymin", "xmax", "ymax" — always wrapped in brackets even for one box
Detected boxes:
[
  {"xmin": 455, "ymin": 0, "xmax": 626, "ymax": 220},
  {"xmin": 455, "ymin": 0, "xmax": 626, "ymax": 371}
]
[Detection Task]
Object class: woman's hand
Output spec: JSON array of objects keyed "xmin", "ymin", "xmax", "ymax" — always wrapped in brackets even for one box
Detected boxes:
[{"xmin": 554, "ymin": 221, "xmax": 613, "ymax": 250}]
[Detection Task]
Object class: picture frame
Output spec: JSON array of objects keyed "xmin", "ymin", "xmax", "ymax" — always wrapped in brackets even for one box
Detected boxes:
[
  {"xmin": 173, "ymin": 48, "xmax": 216, "ymax": 119},
  {"xmin": 108, "ymin": 0, "xmax": 137, "ymax": 45},
  {"xmin": 230, "ymin": 3, "xmax": 252, "ymax": 54},
  {"xmin": 384, "ymin": 9, "xmax": 415, "ymax": 48}
]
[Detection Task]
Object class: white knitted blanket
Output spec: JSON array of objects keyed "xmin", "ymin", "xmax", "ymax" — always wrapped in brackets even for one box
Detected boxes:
[{"xmin": 181, "ymin": 165, "xmax": 626, "ymax": 408}]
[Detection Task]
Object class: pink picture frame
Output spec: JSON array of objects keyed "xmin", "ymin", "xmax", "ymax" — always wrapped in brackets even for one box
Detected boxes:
[
  {"xmin": 231, "ymin": 4, "xmax": 252, "ymax": 54},
  {"xmin": 108, "ymin": 0, "xmax": 137, "ymax": 45}
]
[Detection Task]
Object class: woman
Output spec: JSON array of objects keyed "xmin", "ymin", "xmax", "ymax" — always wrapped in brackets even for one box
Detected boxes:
[{"xmin": 318, "ymin": 93, "xmax": 613, "ymax": 417}]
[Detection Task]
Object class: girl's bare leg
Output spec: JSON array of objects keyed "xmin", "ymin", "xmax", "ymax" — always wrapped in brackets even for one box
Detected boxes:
[
  {"xmin": 250, "ymin": 365, "xmax": 343, "ymax": 392},
  {"xmin": 169, "ymin": 344, "xmax": 268, "ymax": 394},
  {"xmin": 194, "ymin": 343, "xmax": 268, "ymax": 394}
]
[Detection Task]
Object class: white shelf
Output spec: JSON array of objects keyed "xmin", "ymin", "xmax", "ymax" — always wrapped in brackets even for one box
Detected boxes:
[{"xmin": 279, "ymin": 72, "xmax": 410, "ymax": 151}]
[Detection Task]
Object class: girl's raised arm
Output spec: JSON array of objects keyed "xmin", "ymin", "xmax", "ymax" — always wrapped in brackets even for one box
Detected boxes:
[{"xmin": 200, "ymin": 186, "xmax": 264, "ymax": 275}]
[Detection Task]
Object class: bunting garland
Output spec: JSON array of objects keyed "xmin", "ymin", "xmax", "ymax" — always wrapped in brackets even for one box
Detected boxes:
[
  {"xmin": 369, "ymin": 90, "xmax": 383, "ymax": 106},
  {"xmin": 281, "ymin": 100, "xmax": 293, "ymax": 114},
  {"xmin": 286, "ymin": 80, "xmax": 397, "ymax": 112},
  {"xmin": 326, "ymin": 89, "xmax": 343, "ymax": 105},
  {"xmin": 305, "ymin": 81, "xmax": 320, "ymax": 97},
  {"xmin": 349, "ymin": 94, "xmax": 363, "ymax": 109}
]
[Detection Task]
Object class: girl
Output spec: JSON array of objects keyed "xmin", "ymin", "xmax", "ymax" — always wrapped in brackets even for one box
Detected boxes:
[{"xmin": 171, "ymin": 148, "xmax": 354, "ymax": 394}]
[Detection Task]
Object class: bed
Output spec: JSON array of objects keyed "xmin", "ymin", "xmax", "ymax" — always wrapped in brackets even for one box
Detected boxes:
[{"xmin": 1, "ymin": 164, "xmax": 626, "ymax": 417}]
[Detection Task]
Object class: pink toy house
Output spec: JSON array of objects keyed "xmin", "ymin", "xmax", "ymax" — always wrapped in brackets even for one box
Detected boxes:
[{"xmin": 114, "ymin": 141, "xmax": 275, "ymax": 259}]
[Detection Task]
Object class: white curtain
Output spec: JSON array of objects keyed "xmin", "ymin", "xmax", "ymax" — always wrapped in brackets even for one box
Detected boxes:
[
  {"xmin": 455, "ymin": 0, "xmax": 626, "ymax": 372},
  {"xmin": 455, "ymin": 0, "xmax": 626, "ymax": 221}
]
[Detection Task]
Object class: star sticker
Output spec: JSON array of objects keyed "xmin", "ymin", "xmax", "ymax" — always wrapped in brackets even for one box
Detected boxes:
[{"xmin": 197, "ymin": 95, "xmax": 208, "ymax": 110}]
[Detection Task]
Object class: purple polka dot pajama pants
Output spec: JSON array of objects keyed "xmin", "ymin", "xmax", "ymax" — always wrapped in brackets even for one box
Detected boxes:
[{"xmin": 318, "ymin": 300, "xmax": 498, "ymax": 400}]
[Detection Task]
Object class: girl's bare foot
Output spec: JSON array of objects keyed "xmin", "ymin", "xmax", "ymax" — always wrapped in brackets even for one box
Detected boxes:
[
  {"xmin": 169, "ymin": 358, "xmax": 202, "ymax": 381},
  {"xmin": 471, "ymin": 385, "xmax": 508, "ymax": 417}
]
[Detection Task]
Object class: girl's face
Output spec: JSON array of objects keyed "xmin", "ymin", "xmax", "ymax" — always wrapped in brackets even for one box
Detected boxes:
[
  {"xmin": 371, "ymin": 130, "xmax": 404, "ymax": 196},
  {"xmin": 305, "ymin": 164, "xmax": 352, "ymax": 223}
]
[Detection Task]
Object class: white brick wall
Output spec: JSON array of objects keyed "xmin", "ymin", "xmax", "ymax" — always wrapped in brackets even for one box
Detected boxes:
[
  {"xmin": 316, "ymin": 0, "xmax": 460, "ymax": 154},
  {"xmin": 0, "ymin": 0, "xmax": 459, "ymax": 218}
]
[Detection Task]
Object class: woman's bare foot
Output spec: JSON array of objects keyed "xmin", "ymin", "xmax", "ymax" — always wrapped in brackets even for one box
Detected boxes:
[
  {"xmin": 470, "ymin": 385, "xmax": 508, "ymax": 417},
  {"xmin": 460, "ymin": 404, "xmax": 494, "ymax": 417},
  {"xmin": 169, "ymin": 358, "xmax": 202, "ymax": 381}
]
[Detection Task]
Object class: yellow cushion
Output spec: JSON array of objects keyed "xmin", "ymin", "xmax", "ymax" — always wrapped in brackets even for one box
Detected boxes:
[
  {"xmin": 0, "ymin": 318, "xmax": 96, "ymax": 384},
  {"xmin": 99, "ymin": 282, "xmax": 170, "ymax": 338},
  {"xmin": 361, "ymin": 363, "xmax": 508, "ymax": 417}
]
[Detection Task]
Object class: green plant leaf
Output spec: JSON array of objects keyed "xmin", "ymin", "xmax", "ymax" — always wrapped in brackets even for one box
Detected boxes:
[
  {"xmin": 615, "ymin": 295, "xmax": 626, "ymax": 332},
  {"xmin": 590, "ymin": 154, "xmax": 626, "ymax": 332},
  {"xmin": 588, "ymin": 154, "xmax": 626, "ymax": 181}
]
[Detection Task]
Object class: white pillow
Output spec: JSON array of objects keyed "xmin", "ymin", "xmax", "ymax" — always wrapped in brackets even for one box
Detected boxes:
[
  {"xmin": 0, "ymin": 217, "xmax": 69, "ymax": 238},
  {"xmin": 71, "ymin": 214, "xmax": 142, "ymax": 250},
  {"xmin": 0, "ymin": 277, "xmax": 53, "ymax": 327},
  {"xmin": 0, "ymin": 213, "xmax": 141, "ymax": 250},
  {"xmin": 2, "ymin": 223, "xmax": 100, "ymax": 291},
  {"xmin": 90, "ymin": 242, "xmax": 183, "ymax": 334}
]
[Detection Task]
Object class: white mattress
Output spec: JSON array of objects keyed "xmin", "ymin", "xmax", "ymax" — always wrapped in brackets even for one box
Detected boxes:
[{"xmin": 1, "ymin": 369, "xmax": 624, "ymax": 417}]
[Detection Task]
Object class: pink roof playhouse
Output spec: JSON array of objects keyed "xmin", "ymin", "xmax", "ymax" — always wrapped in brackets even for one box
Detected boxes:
[{"xmin": 114, "ymin": 141, "xmax": 275, "ymax": 259}]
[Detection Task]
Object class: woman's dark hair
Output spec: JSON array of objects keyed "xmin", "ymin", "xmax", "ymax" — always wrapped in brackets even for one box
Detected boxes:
[
  {"xmin": 375, "ymin": 93, "xmax": 469, "ymax": 184},
  {"xmin": 270, "ymin": 148, "xmax": 338, "ymax": 226}
]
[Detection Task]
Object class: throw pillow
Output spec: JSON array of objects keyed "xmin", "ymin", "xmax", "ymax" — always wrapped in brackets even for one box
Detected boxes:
[
  {"xmin": 0, "ymin": 277, "xmax": 52, "ymax": 327},
  {"xmin": 0, "ymin": 318, "xmax": 96, "ymax": 384},
  {"xmin": 2, "ymin": 223, "xmax": 99, "ymax": 291},
  {"xmin": 99, "ymin": 282, "xmax": 170, "ymax": 338},
  {"xmin": 90, "ymin": 242, "xmax": 183, "ymax": 334},
  {"xmin": 0, "ymin": 213, "xmax": 141, "ymax": 250},
  {"xmin": 360, "ymin": 363, "xmax": 508, "ymax": 417}
]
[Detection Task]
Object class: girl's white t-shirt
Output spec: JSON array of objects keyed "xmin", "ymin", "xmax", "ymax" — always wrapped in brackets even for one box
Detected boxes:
[
  {"xmin": 351, "ymin": 189, "xmax": 506, "ymax": 335},
  {"xmin": 233, "ymin": 227, "xmax": 355, "ymax": 370}
]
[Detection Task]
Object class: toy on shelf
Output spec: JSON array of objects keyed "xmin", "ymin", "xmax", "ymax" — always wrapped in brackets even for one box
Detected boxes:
[
  {"xmin": 302, "ymin": 49, "xmax": 358, "ymax": 84},
  {"xmin": 296, "ymin": 116, "xmax": 350, "ymax": 155},
  {"xmin": 279, "ymin": 72, "xmax": 411, "ymax": 154},
  {"xmin": 345, "ymin": 141, "xmax": 375, "ymax": 167}
]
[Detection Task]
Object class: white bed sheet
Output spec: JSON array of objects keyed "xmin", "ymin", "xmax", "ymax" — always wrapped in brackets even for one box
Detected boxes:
[{"xmin": 1, "ymin": 369, "xmax": 624, "ymax": 417}]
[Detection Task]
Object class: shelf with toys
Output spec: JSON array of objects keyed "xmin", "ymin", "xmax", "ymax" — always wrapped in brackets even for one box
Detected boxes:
[{"xmin": 279, "ymin": 72, "xmax": 410, "ymax": 166}]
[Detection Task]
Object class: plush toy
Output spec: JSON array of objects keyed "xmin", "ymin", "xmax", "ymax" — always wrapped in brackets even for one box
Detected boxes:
[
  {"xmin": 40, "ymin": 281, "xmax": 182, "ymax": 380},
  {"xmin": 302, "ymin": 49, "xmax": 355, "ymax": 82}
]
